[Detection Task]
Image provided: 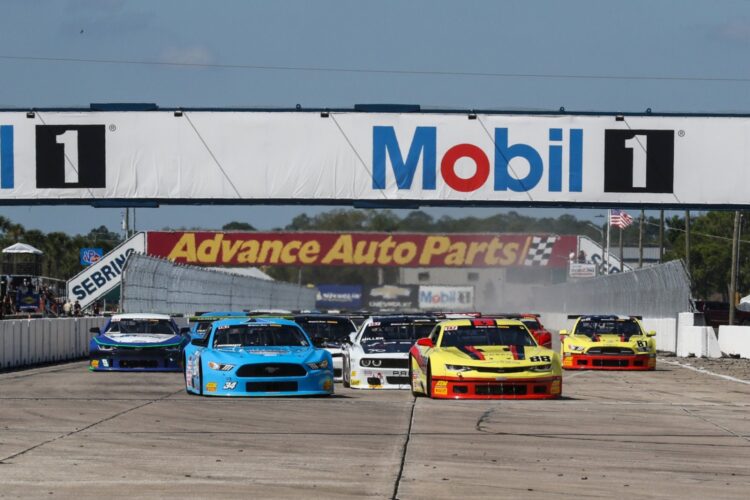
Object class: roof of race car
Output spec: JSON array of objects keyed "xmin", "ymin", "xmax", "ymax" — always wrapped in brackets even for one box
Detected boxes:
[
  {"xmin": 198, "ymin": 311, "xmax": 248, "ymax": 317},
  {"xmin": 439, "ymin": 318, "xmax": 527, "ymax": 328},
  {"xmin": 369, "ymin": 315, "xmax": 438, "ymax": 324},
  {"xmin": 110, "ymin": 313, "xmax": 172, "ymax": 321},
  {"xmin": 210, "ymin": 317, "xmax": 300, "ymax": 328},
  {"xmin": 576, "ymin": 315, "xmax": 634, "ymax": 321}
]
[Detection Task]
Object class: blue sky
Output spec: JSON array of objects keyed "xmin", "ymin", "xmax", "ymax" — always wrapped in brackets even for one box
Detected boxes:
[{"xmin": 1, "ymin": 0, "xmax": 748, "ymax": 234}]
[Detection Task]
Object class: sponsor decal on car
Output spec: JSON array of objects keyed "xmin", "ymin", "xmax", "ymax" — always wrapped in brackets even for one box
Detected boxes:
[
  {"xmin": 223, "ymin": 381, "xmax": 237, "ymax": 390},
  {"xmin": 206, "ymin": 382, "xmax": 217, "ymax": 392}
]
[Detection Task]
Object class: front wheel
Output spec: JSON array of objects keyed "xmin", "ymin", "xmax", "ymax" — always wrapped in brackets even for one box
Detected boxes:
[
  {"xmin": 426, "ymin": 363, "xmax": 433, "ymax": 399},
  {"xmin": 342, "ymin": 357, "xmax": 351, "ymax": 388},
  {"xmin": 409, "ymin": 355, "xmax": 422, "ymax": 397}
]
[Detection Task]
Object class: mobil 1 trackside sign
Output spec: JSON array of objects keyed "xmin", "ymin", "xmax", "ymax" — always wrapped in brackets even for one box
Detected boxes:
[{"xmin": 0, "ymin": 109, "xmax": 748, "ymax": 206}]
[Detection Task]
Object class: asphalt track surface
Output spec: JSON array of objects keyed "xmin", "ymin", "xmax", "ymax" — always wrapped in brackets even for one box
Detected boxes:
[{"xmin": 1, "ymin": 361, "xmax": 749, "ymax": 499}]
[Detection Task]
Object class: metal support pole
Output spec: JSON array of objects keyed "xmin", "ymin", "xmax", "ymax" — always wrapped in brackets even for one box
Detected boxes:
[
  {"xmin": 685, "ymin": 210, "xmax": 691, "ymax": 280},
  {"xmin": 605, "ymin": 210, "xmax": 611, "ymax": 274},
  {"xmin": 619, "ymin": 228, "xmax": 624, "ymax": 271},
  {"xmin": 638, "ymin": 209, "xmax": 644, "ymax": 268},
  {"xmin": 730, "ymin": 211, "xmax": 741, "ymax": 325},
  {"xmin": 659, "ymin": 210, "xmax": 664, "ymax": 263}
]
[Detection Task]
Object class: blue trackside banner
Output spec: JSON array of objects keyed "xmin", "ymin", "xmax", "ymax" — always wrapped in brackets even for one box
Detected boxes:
[{"xmin": 315, "ymin": 285, "xmax": 363, "ymax": 310}]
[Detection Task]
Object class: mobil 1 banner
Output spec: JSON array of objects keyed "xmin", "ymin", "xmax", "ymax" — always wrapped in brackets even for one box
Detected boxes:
[
  {"xmin": 315, "ymin": 285, "xmax": 363, "ymax": 310},
  {"xmin": 419, "ymin": 286, "xmax": 475, "ymax": 311},
  {"xmin": 3, "ymin": 110, "xmax": 750, "ymax": 207},
  {"xmin": 364, "ymin": 285, "xmax": 418, "ymax": 311}
]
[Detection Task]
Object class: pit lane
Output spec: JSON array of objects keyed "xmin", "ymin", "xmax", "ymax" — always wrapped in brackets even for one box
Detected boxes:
[{"xmin": 0, "ymin": 361, "xmax": 749, "ymax": 499}]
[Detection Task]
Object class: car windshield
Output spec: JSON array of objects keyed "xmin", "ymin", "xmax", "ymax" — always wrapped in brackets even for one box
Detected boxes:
[
  {"xmin": 195, "ymin": 321, "xmax": 214, "ymax": 334},
  {"xmin": 361, "ymin": 320, "xmax": 437, "ymax": 343},
  {"xmin": 440, "ymin": 325, "xmax": 536, "ymax": 347},
  {"xmin": 212, "ymin": 324, "xmax": 309, "ymax": 348},
  {"xmin": 575, "ymin": 319, "xmax": 641, "ymax": 339},
  {"xmin": 106, "ymin": 319, "xmax": 176, "ymax": 335},
  {"xmin": 296, "ymin": 318, "xmax": 355, "ymax": 342},
  {"xmin": 519, "ymin": 318, "xmax": 541, "ymax": 330}
]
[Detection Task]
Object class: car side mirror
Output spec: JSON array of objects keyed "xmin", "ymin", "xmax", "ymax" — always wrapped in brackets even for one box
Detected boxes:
[
  {"xmin": 349, "ymin": 332, "xmax": 357, "ymax": 344},
  {"xmin": 559, "ymin": 330, "xmax": 568, "ymax": 336},
  {"xmin": 647, "ymin": 330, "xmax": 657, "ymax": 337},
  {"xmin": 89, "ymin": 327, "xmax": 100, "ymax": 334},
  {"xmin": 180, "ymin": 327, "xmax": 191, "ymax": 335},
  {"xmin": 416, "ymin": 337, "xmax": 434, "ymax": 348},
  {"xmin": 191, "ymin": 338, "xmax": 208, "ymax": 347}
]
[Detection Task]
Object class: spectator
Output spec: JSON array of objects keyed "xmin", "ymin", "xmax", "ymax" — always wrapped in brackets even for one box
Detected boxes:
[
  {"xmin": 93, "ymin": 302, "xmax": 100, "ymax": 316},
  {"xmin": 73, "ymin": 300, "xmax": 82, "ymax": 317},
  {"xmin": 577, "ymin": 250, "xmax": 587, "ymax": 263},
  {"xmin": 63, "ymin": 301, "xmax": 72, "ymax": 316}
]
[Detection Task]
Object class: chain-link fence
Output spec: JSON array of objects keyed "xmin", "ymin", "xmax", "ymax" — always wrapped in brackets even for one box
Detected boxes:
[
  {"xmin": 121, "ymin": 254, "xmax": 315, "ymax": 315},
  {"xmin": 521, "ymin": 260, "xmax": 692, "ymax": 318}
]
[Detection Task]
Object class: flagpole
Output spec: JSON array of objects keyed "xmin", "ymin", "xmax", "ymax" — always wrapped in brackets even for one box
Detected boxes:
[{"xmin": 605, "ymin": 209, "xmax": 611, "ymax": 274}]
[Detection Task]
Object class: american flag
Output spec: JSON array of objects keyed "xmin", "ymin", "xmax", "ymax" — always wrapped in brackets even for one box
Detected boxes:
[{"xmin": 610, "ymin": 209, "xmax": 633, "ymax": 229}]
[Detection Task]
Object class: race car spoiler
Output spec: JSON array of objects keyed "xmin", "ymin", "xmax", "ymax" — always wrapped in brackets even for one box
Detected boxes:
[{"xmin": 567, "ymin": 314, "xmax": 643, "ymax": 320}]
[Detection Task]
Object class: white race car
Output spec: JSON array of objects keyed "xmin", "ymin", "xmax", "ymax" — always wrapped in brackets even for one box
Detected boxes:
[
  {"xmin": 292, "ymin": 314, "xmax": 357, "ymax": 382},
  {"xmin": 342, "ymin": 315, "xmax": 438, "ymax": 390}
]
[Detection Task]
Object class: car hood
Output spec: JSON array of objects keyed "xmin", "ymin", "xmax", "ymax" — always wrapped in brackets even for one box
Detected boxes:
[
  {"xmin": 96, "ymin": 333, "xmax": 183, "ymax": 348},
  {"xmin": 208, "ymin": 346, "xmax": 320, "ymax": 363},
  {"xmin": 438, "ymin": 345, "xmax": 550, "ymax": 363},
  {"xmin": 578, "ymin": 333, "xmax": 645, "ymax": 345},
  {"xmin": 360, "ymin": 340, "xmax": 414, "ymax": 354}
]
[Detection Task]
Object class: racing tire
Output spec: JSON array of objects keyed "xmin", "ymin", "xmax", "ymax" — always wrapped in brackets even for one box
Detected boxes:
[
  {"xmin": 426, "ymin": 363, "xmax": 434, "ymax": 399},
  {"xmin": 409, "ymin": 355, "xmax": 422, "ymax": 397},
  {"xmin": 342, "ymin": 357, "xmax": 351, "ymax": 388},
  {"xmin": 198, "ymin": 361, "xmax": 204, "ymax": 396}
]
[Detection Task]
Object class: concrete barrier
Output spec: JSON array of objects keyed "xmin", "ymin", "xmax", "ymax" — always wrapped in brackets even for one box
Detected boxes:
[
  {"xmin": 676, "ymin": 325, "xmax": 722, "ymax": 358},
  {"xmin": 0, "ymin": 317, "xmax": 106, "ymax": 370},
  {"xmin": 717, "ymin": 325, "xmax": 750, "ymax": 359},
  {"xmin": 641, "ymin": 318, "xmax": 677, "ymax": 353}
]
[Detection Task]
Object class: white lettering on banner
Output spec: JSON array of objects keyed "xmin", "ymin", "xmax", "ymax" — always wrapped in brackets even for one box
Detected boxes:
[
  {"xmin": 0, "ymin": 110, "xmax": 747, "ymax": 205},
  {"xmin": 66, "ymin": 232, "xmax": 146, "ymax": 309}
]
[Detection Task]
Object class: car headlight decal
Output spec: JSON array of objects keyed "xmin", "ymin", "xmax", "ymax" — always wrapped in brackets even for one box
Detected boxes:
[
  {"xmin": 307, "ymin": 359, "xmax": 330, "ymax": 370},
  {"xmin": 568, "ymin": 345, "xmax": 585, "ymax": 352},
  {"xmin": 207, "ymin": 361, "xmax": 234, "ymax": 371},
  {"xmin": 445, "ymin": 364, "xmax": 473, "ymax": 372},
  {"xmin": 530, "ymin": 364, "xmax": 552, "ymax": 372},
  {"xmin": 360, "ymin": 359, "xmax": 371, "ymax": 367}
]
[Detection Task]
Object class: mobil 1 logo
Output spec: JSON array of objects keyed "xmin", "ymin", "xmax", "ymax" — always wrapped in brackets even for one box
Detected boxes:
[
  {"xmin": 603, "ymin": 130, "xmax": 674, "ymax": 193},
  {"xmin": 36, "ymin": 125, "xmax": 105, "ymax": 188}
]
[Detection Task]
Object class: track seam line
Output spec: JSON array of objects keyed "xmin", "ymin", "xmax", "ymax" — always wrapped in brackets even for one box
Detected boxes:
[
  {"xmin": 681, "ymin": 407, "xmax": 750, "ymax": 444},
  {"xmin": 391, "ymin": 396, "xmax": 416, "ymax": 500},
  {"xmin": 659, "ymin": 359, "xmax": 750, "ymax": 385},
  {"xmin": 0, "ymin": 388, "xmax": 182, "ymax": 464}
]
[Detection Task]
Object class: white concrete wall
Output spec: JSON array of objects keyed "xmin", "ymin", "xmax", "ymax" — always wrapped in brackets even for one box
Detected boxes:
[
  {"xmin": 676, "ymin": 326, "xmax": 722, "ymax": 358},
  {"xmin": 641, "ymin": 318, "xmax": 677, "ymax": 353},
  {"xmin": 0, "ymin": 317, "xmax": 106, "ymax": 370},
  {"xmin": 717, "ymin": 325, "xmax": 750, "ymax": 359}
]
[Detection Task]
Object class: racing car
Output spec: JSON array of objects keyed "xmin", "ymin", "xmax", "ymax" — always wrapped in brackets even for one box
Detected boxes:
[
  {"xmin": 487, "ymin": 313, "xmax": 552, "ymax": 348},
  {"xmin": 187, "ymin": 311, "xmax": 249, "ymax": 339},
  {"xmin": 89, "ymin": 313, "xmax": 187, "ymax": 371},
  {"xmin": 184, "ymin": 317, "xmax": 334, "ymax": 396},
  {"xmin": 291, "ymin": 314, "xmax": 357, "ymax": 382},
  {"xmin": 560, "ymin": 315, "xmax": 656, "ymax": 370},
  {"xmin": 342, "ymin": 315, "xmax": 438, "ymax": 390},
  {"xmin": 409, "ymin": 318, "xmax": 562, "ymax": 399}
]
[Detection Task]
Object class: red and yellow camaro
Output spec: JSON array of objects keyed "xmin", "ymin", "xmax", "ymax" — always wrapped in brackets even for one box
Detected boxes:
[
  {"xmin": 409, "ymin": 318, "xmax": 562, "ymax": 399},
  {"xmin": 560, "ymin": 315, "xmax": 657, "ymax": 370}
]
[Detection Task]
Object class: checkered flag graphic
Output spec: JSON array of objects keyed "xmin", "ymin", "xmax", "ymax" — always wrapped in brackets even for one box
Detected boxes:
[{"xmin": 523, "ymin": 236, "xmax": 558, "ymax": 266}]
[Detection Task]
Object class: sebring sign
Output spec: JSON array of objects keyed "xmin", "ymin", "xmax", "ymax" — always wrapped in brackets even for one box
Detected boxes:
[{"xmin": 0, "ymin": 109, "xmax": 740, "ymax": 206}]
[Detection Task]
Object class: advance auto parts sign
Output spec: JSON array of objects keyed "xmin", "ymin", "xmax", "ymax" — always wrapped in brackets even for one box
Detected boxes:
[
  {"xmin": 0, "ymin": 110, "xmax": 749, "ymax": 207},
  {"xmin": 147, "ymin": 231, "xmax": 575, "ymax": 268}
]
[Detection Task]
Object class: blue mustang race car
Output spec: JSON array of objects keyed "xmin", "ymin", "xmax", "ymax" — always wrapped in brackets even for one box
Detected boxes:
[
  {"xmin": 89, "ymin": 313, "xmax": 188, "ymax": 371},
  {"xmin": 184, "ymin": 317, "xmax": 334, "ymax": 396}
]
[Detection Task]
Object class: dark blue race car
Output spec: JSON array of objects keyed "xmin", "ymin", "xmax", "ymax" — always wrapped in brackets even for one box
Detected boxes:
[{"xmin": 89, "ymin": 313, "xmax": 188, "ymax": 371}]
